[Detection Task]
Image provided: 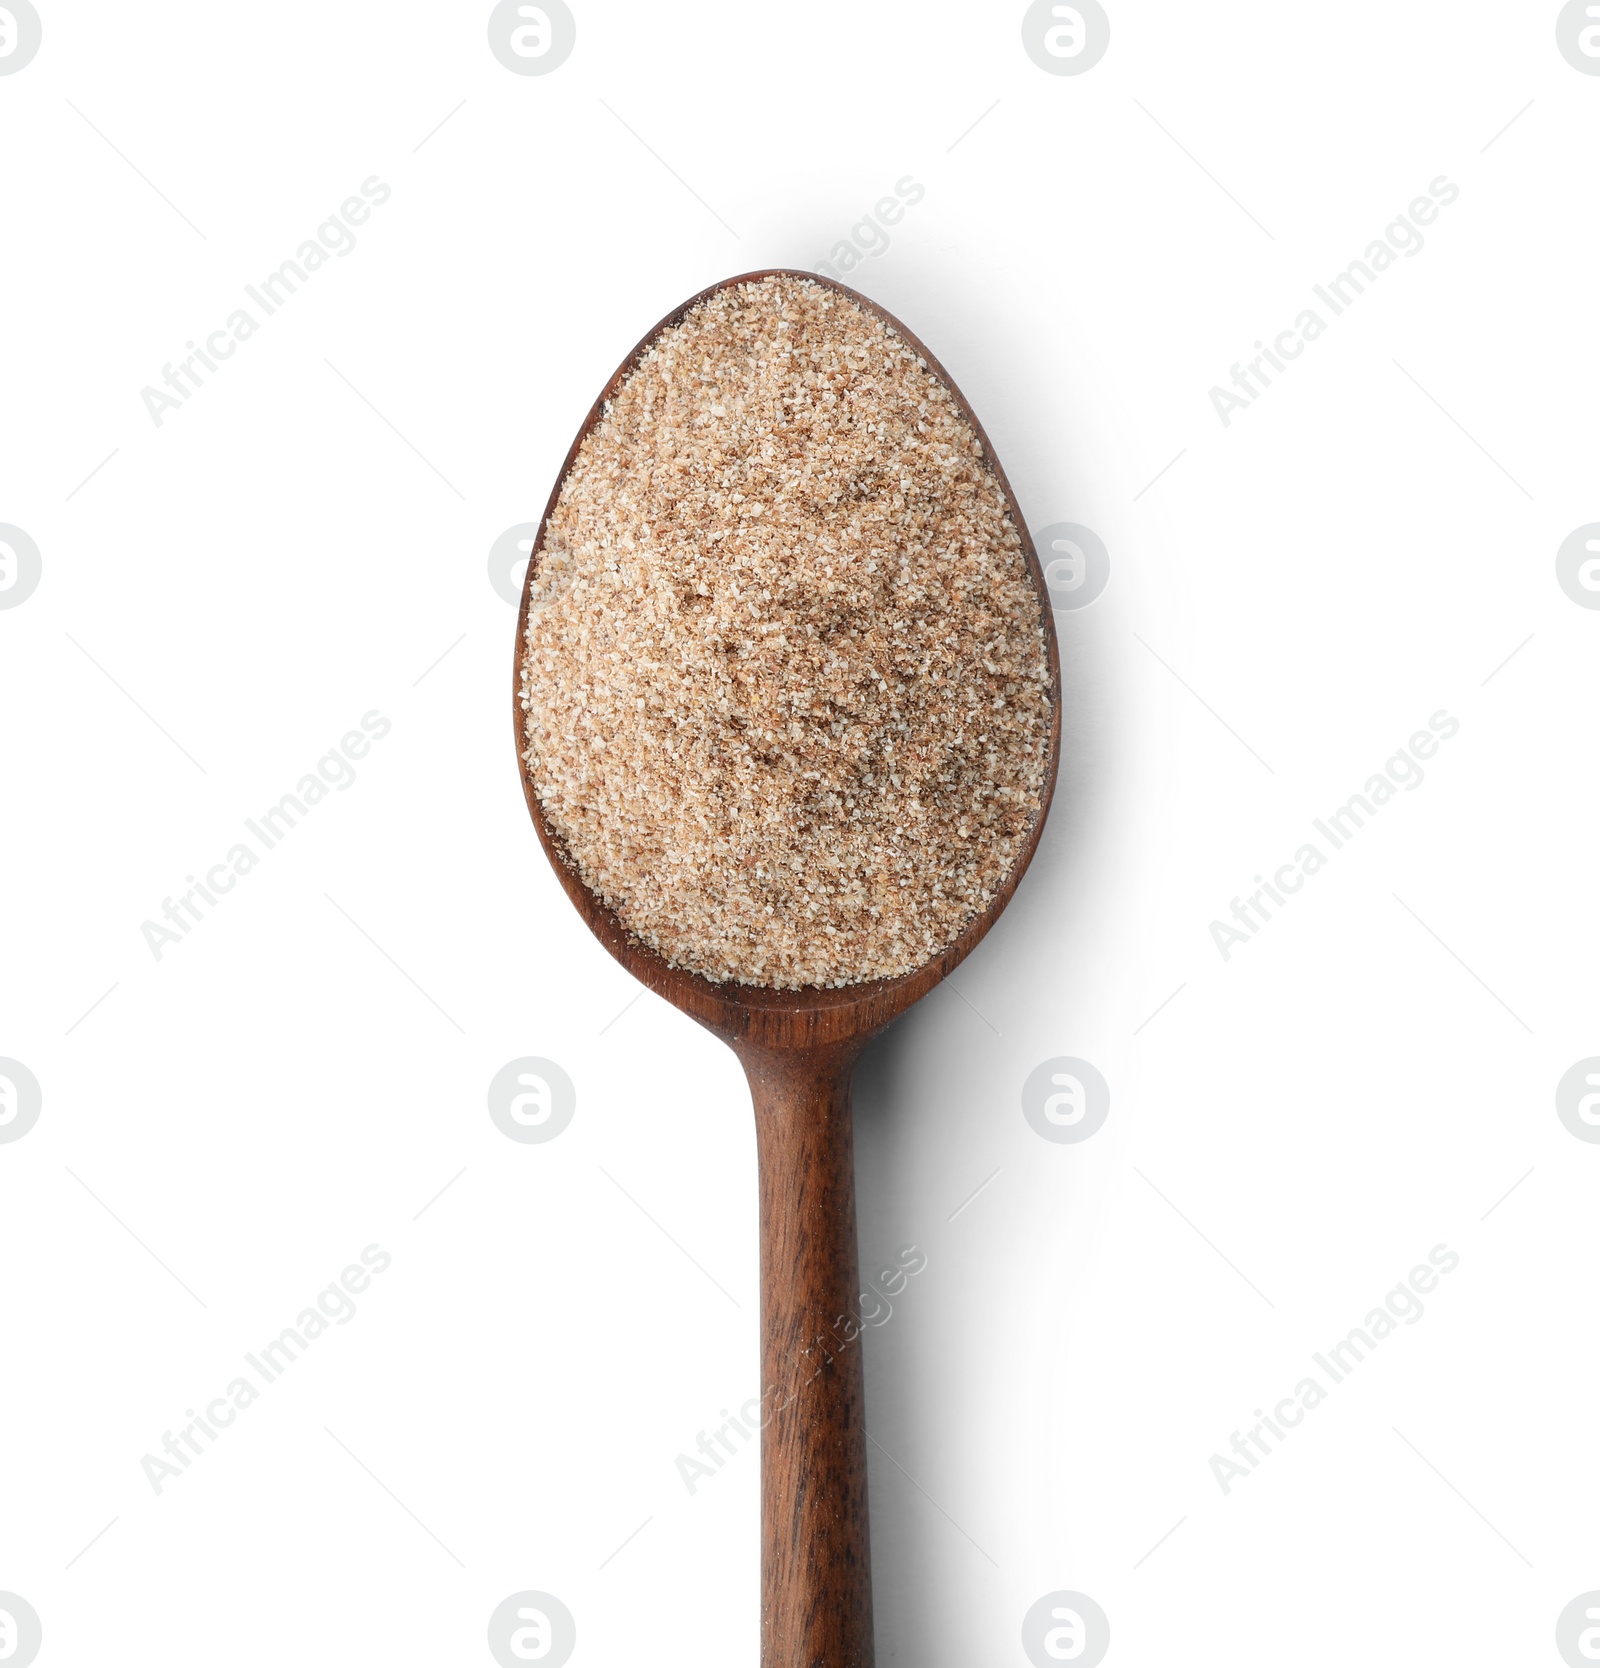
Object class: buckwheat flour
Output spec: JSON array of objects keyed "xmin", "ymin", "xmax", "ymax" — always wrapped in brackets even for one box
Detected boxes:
[{"xmin": 519, "ymin": 274, "xmax": 1052, "ymax": 988}]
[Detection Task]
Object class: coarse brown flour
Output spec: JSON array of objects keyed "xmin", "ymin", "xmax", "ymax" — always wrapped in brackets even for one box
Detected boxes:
[{"xmin": 519, "ymin": 274, "xmax": 1052, "ymax": 988}]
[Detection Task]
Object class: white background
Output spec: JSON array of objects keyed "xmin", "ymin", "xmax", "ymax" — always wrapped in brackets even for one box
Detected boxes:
[{"xmin": 2, "ymin": 3, "xmax": 1598, "ymax": 1664}]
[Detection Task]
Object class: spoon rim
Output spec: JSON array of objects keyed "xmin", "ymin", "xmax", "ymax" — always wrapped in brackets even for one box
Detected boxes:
[{"xmin": 512, "ymin": 267, "xmax": 1062, "ymax": 1048}]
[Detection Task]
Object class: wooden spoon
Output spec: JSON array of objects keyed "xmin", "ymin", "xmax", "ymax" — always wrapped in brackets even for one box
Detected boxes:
[{"xmin": 512, "ymin": 270, "xmax": 1061, "ymax": 1668}]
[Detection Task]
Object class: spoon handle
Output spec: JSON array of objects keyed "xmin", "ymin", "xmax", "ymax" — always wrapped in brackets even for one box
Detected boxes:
[{"xmin": 741, "ymin": 1043, "xmax": 875, "ymax": 1668}]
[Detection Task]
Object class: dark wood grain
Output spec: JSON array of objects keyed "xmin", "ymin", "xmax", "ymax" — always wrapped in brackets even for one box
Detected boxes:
[
  {"xmin": 744, "ymin": 1042, "xmax": 874, "ymax": 1666},
  {"xmin": 512, "ymin": 270, "xmax": 1061, "ymax": 1667}
]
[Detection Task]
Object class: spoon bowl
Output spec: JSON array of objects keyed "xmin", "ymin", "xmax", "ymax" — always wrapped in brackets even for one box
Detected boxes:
[{"xmin": 513, "ymin": 270, "xmax": 1060, "ymax": 1668}]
